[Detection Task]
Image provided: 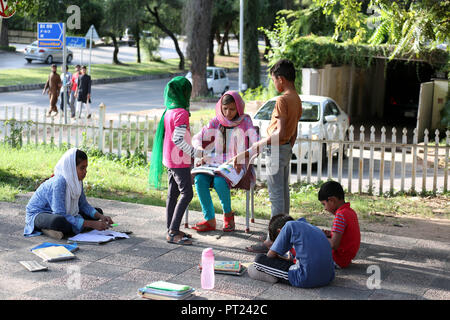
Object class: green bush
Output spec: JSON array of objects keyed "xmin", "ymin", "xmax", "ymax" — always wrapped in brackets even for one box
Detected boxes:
[{"xmin": 142, "ymin": 36, "xmax": 161, "ymax": 62}]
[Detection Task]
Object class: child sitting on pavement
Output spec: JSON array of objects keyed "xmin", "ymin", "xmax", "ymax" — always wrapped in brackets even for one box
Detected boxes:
[
  {"xmin": 318, "ymin": 180, "xmax": 361, "ymax": 269},
  {"xmin": 247, "ymin": 214, "xmax": 335, "ymax": 288}
]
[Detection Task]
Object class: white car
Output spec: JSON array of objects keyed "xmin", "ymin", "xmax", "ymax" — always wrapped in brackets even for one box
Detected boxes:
[
  {"xmin": 251, "ymin": 95, "xmax": 350, "ymax": 165},
  {"xmin": 24, "ymin": 41, "xmax": 73, "ymax": 64},
  {"xmin": 186, "ymin": 67, "xmax": 230, "ymax": 95}
]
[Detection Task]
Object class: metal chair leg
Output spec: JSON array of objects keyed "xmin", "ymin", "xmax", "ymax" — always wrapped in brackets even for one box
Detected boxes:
[
  {"xmin": 251, "ymin": 185, "xmax": 255, "ymax": 223},
  {"xmin": 184, "ymin": 208, "xmax": 189, "ymax": 228},
  {"xmin": 245, "ymin": 190, "xmax": 250, "ymax": 233}
]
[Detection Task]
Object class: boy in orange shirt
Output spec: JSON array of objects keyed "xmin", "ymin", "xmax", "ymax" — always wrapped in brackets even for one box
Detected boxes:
[
  {"xmin": 319, "ymin": 181, "xmax": 361, "ymax": 268},
  {"xmin": 230, "ymin": 59, "xmax": 303, "ymax": 253}
]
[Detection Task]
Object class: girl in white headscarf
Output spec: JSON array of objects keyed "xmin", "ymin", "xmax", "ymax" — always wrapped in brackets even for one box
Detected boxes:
[{"xmin": 24, "ymin": 148, "xmax": 114, "ymax": 239}]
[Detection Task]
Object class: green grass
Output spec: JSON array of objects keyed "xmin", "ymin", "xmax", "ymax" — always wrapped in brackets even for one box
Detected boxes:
[
  {"xmin": 0, "ymin": 59, "xmax": 182, "ymax": 87},
  {"xmin": 1, "ymin": 144, "xmax": 449, "ymax": 226}
]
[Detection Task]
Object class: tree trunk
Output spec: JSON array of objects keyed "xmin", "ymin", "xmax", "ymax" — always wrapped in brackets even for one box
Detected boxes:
[
  {"xmin": 218, "ymin": 21, "xmax": 232, "ymax": 56},
  {"xmin": 146, "ymin": 5, "xmax": 185, "ymax": 70},
  {"xmin": 263, "ymin": 32, "xmax": 271, "ymax": 62},
  {"xmin": 208, "ymin": 26, "xmax": 215, "ymax": 67},
  {"xmin": 244, "ymin": 0, "xmax": 261, "ymax": 89},
  {"xmin": 111, "ymin": 35, "xmax": 121, "ymax": 65},
  {"xmin": 185, "ymin": 0, "xmax": 214, "ymax": 98},
  {"xmin": 0, "ymin": 18, "xmax": 9, "ymax": 48}
]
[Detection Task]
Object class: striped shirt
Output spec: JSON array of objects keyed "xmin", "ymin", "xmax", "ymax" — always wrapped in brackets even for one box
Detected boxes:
[
  {"xmin": 331, "ymin": 211, "xmax": 347, "ymax": 234},
  {"xmin": 172, "ymin": 125, "xmax": 198, "ymax": 159}
]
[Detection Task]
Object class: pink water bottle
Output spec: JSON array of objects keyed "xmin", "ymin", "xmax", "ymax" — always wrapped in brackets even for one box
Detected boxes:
[{"xmin": 201, "ymin": 247, "xmax": 215, "ymax": 289}]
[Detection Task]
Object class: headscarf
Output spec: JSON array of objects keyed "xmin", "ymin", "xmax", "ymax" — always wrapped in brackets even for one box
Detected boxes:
[
  {"xmin": 215, "ymin": 91, "xmax": 249, "ymax": 127},
  {"xmin": 148, "ymin": 76, "xmax": 192, "ymax": 189},
  {"xmin": 54, "ymin": 148, "xmax": 82, "ymax": 216}
]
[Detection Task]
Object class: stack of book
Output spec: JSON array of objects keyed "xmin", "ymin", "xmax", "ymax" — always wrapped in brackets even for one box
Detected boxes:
[
  {"xmin": 198, "ymin": 260, "xmax": 246, "ymax": 276},
  {"xmin": 138, "ymin": 281, "xmax": 195, "ymax": 300}
]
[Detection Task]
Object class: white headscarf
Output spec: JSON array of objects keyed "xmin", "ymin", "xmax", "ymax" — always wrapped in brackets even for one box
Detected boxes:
[{"xmin": 54, "ymin": 148, "xmax": 83, "ymax": 216}]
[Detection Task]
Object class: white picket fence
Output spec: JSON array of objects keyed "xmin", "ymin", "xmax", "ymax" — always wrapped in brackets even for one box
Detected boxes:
[{"xmin": 1, "ymin": 105, "xmax": 449, "ymax": 195}]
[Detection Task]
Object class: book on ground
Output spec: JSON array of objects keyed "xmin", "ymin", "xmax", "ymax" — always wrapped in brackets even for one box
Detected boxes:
[
  {"xmin": 138, "ymin": 281, "xmax": 195, "ymax": 300},
  {"xmin": 198, "ymin": 260, "xmax": 247, "ymax": 276},
  {"xmin": 19, "ymin": 260, "xmax": 48, "ymax": 272},
  {"xmin": 30, "ymin": 242, "xmax": 79, "ymax": 253},
  {"xmin": 31, "ymin": 246, "xmax": 75, "ymax": 262},
  {"xmin": 192, "ymin": 163, "xmax": 244, "ymax": 186},
  {"xmin": 67, "ymin": 229, "xmax": 129, "ymax": 245}
]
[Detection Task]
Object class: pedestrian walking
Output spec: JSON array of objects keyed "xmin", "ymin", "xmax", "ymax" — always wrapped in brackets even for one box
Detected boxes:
[
  {"xmin": 69, "ymin": 65, "xmax": 81, "ymax": 118},
  {"xmin": 60, "ymin": 65, "xmax": 72, "ymax": 113},
  {"xmin": 42, "ymin": 64, "xmax": 62, "ymax": 117},
  {"xmin": 75, "ymin": 66, "xmax": 92, "ymax": 119}
]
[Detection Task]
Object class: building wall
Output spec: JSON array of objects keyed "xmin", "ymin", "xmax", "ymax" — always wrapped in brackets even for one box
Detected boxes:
[{"xmin": 301, "ymin": 59, "xmax": 386, "ymax": 121}]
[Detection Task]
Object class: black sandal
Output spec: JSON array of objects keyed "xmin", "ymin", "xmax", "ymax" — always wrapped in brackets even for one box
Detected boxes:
[{"xmin": 167, "ymin": 233, "xmax": 193, "ymax": 245}]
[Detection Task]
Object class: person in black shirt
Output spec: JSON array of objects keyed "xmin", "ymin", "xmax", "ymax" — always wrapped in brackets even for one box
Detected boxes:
[{"xmin": 75, "ymin": 66, "xmax": 92, "ymax": 119}]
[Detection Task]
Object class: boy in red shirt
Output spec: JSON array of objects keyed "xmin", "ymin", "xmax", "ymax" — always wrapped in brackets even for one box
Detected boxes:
[{"xmin": 319, "ymin": 181, "xmax": 360, "ymax": 268}]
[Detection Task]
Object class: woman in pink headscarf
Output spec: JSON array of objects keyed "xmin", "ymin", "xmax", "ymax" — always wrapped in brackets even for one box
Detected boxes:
[{"xmin": 191, "ymin": 91, "xmax": 259, "ymax": 232}]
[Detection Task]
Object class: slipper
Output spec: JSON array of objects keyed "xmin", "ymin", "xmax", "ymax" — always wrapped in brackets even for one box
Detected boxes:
[
  {"xmin": 245, "ymin": 242, "xmax": 269, "ymax": 254},
  {"xmin": 191, "ymin": 220, "xmax": 216, "ymax": 232},
  {"xmin": 168, "ymin": 230, "xmax": 193, "ymax": 239},
  {"xmin": 167, "ymin": 233, "xmax": 192, "ymax": 245},
  {"xmin": 223, "ymin": 212, "xmax": 235, "ymax": 232}
]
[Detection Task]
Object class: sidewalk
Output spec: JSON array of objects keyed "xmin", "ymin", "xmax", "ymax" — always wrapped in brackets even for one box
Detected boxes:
[{"xmin": 0, "ymin": 193, "xmax": 449, "ymax": 300}]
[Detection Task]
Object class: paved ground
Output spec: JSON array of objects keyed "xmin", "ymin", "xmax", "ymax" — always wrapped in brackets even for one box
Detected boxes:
[{"xmin": 0, "ymin": 193, "xmax": 449, "ymax": 301}]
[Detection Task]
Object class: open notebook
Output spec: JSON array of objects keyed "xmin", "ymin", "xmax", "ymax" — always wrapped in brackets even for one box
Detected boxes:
[
  {"xmin": 68, "ymin": 230, "xmax": 129, "ymax": 245},
  {"xmin": 191, "ymin": 163, "xmax": 244, "ymax": 187}
]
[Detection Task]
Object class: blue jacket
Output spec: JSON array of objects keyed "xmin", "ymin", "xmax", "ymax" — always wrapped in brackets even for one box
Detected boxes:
[{"xmin": 24, "ymin": 175, "xmax": 97, "ymax": 236}]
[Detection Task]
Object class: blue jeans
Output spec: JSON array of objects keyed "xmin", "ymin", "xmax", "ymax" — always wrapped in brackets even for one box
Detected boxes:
[{"xmin": 194, "ymin": 174, "xmax": 231, "ymax": 221}]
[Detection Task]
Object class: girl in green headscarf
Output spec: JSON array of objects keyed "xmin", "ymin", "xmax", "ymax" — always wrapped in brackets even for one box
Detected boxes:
[{"xmin": 149, "ymin": 76, "xmax": 202, "ymax": 245}]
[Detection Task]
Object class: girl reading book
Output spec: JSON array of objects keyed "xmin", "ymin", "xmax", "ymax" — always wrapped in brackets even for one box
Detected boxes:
[
  {"xmin": 191, "ymin": 91, "xmax": 259, "ymax": 232},
  {"xmin": 24, "ymin": 148, "xmax": 114, "ymax": 239}
]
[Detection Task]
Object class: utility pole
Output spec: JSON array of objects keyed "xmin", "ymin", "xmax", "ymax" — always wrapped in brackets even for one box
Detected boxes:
[{"xmin": 238, "ymin": 0, "xmax": 244, "ymax": 92}]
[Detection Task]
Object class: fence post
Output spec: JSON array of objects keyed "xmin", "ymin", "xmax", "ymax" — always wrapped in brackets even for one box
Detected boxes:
[
  {"xmin": 422, "ymin": 129, "xmax": 429, "ymax": 194},
  {"xmin": 390, "ymin": 127, "xmax": 396, "ymax": 195},
  {"xmin": 347, "ymin": 126, "xmax": 354, "ymax": 193},
  {"xmin": 433, "ymin": 129, "xmax": 439, "ymax": 194},
  {"xmin": 98, "ymin": 103, "xmax": 106, "ymax": 152},
  {"xmin": 401, "ymin": 128, "xmax": 407, "ymax": 193},
  {"xmin": 379, "ymin": 127, "xmax": 386, "ymax": 196},
  {"xmin": 444, "ymin": 130, "xmax": 449, "ymax": 193}
]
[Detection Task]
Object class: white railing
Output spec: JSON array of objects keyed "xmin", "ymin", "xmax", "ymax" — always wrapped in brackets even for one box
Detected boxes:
[
  {"xmin": 1, "ymin": 105, "xmax": 449, "ymax": 195},
  {"xmin": 253, "ymin": 122, "xmax": 449, "ymax": 195}
]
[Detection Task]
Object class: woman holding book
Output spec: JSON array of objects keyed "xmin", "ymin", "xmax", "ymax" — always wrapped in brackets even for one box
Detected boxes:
[
  {"xmin": 191, "ymin": 91, "xmax": 259, "ymax": 232},
  {"xmin": 24, "ymin": 148, "xmax": 114, "ymax": 239}
]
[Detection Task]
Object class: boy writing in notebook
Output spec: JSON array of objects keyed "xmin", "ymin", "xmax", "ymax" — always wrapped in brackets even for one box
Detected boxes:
[
  {"xmin": 319, "ymin": 181, "xmax": 361, "ymax": 268},
  {"xmin": 247, "ymin": 214, "xmax": 335, "ymax": 288},
  {"xmin": 230, "ymin": 59, "xmax": 303, "ymax": 253}
]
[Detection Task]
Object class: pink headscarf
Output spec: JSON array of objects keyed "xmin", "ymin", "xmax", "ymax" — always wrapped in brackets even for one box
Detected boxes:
[{"xmin": 215, "ymin": 91, "xmax": 250, "ymax": 127}]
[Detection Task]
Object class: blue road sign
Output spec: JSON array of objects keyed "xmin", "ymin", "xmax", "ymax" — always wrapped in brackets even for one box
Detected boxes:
[
  {"xmin": 38, "ymin": 22, "xmax": 63, "ymax": 49},
  {"xmin": 66, "ymin": 36, "xmax": 87, "ymax": 48}
]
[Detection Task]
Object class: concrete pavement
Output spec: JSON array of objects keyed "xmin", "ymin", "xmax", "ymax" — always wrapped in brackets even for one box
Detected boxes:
[{"xmin": 0, "ymin": 193, "xmax": 449, "ymax": 301}]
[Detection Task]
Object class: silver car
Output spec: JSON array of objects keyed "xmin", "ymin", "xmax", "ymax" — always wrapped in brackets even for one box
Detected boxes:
[{"xmin": 24, "ymin": 41, "xmax": 73, "ymax": 64}]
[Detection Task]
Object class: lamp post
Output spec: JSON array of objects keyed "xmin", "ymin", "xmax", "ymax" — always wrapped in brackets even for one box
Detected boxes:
[{"xmin": 238, "ymin": 0, "xmax": 244, "ymax": 92}]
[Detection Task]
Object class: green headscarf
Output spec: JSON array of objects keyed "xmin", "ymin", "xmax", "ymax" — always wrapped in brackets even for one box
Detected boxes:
[{"xmin": 148, "ymin": 76, "xmax": 192, "ymax": 189}]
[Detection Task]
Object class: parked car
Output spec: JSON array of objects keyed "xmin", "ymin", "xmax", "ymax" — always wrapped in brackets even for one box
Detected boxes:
[
  {"xmin": 24, "ymin": 41, "xmax": 73, "ymax": 64},
  {"xmin": 185, "ymin": 67, "xmax": 230, "ymax": 95},
  {"xmin": 251, "ymin": 95, "xmax": 350, "ymax": 165}
]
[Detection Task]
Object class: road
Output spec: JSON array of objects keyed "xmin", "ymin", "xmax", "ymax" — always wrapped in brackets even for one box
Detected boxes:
[
  {"xmin": 0, "ymin": 37, "xmax": 244, "ymax": 69},
  {"xmin": 0, "ymin": 69, "xmax": 270, "ymax": 115}
]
